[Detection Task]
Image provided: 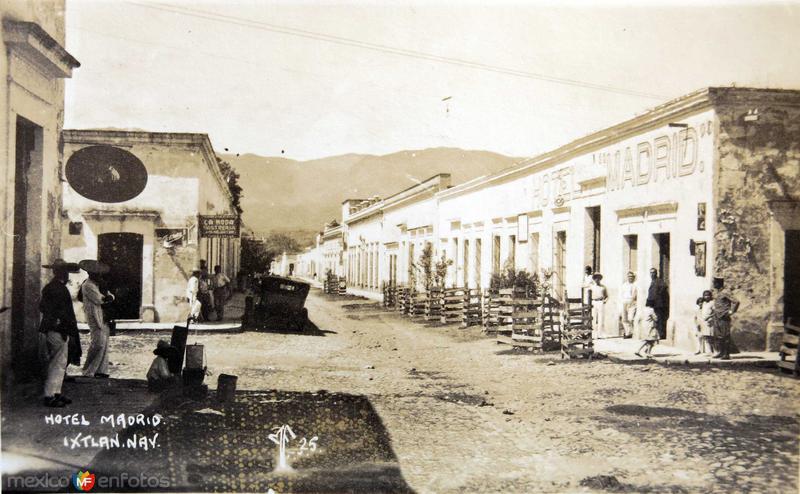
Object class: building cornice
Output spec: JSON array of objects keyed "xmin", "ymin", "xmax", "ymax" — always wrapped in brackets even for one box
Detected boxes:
[{"xmin": 3, "ymin": 20, "xmax": 80, "ymax": 78}]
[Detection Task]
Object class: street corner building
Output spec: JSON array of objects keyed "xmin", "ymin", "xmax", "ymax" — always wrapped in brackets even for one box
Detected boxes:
[
  {"xmin": 60, "ymin": 130, "xmax": 241, "ymax": 324},
  {"xmin": 1, "ymin": 1, "xmax": 80, "ymax": 381},
  {"xmin": 303, "ymin": 87, "xmax": 800, "ymax": 353}
]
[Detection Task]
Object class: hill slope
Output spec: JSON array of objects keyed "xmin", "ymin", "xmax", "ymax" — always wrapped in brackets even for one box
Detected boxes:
[{"xmin": 224, "ymin": 148, "xmax": 522, "ymax": 237}]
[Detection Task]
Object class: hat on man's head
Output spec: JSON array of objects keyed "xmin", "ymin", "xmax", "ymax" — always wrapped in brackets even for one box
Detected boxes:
[
  {"xmin": 153, "ymin": 339, "xmax": 177, "ymax": 357},
  {"xmin": 79, "ymin": 259, "xmax": 110, "ymax": 275},
  {"xmin": 42, "ymin": 258, "xmax": 80, "ymax": 272},
  {"xmin": 713, "ymin": 277, "xmax": 724, "ymax": 289},
  {"xmin": 592, "ymin": 273, "xmax": 603, "ymax": 281}
]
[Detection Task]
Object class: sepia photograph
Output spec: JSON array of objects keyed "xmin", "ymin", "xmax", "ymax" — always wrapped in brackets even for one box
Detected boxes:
[{"xmin": 1, "ymin": 0, "xmax": 799, "ymax": 492}]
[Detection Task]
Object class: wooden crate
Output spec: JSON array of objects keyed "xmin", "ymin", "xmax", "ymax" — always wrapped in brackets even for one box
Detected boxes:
[
  {"xmin": 337, "ymin": 276, "xmax": 347, "ymax": 296},
  {"xmin": 483, "ymin": 288, "xmax": 513, "ymax": 336},
  {"xmin": 778, "ymin": 319, "xmax": 800, "ymax": 377},
  {"xmin": 382, "ymin": 283, "xmax": 396, "ymax": 309},
  {"xmin": 461, "ymin": 288, "xmax": 483, "ymax": 328},
  {"xmin": 411, "ymin": 292, "xmax": 427, "ymax": 317},
  {"xmin": 507, "ymin": 287, "xmax": 542, "ymax": 350},
  {"xmin": 561, "ymin": 289, "xmax": 593, "ymax": 359},
  {"xmin": 440, "ymin": 287, "xmax": 465, "ymax": 324},
  {"xmin": 396, "ymin": 286, "xmax": 411, "ymax": 314},
  {"xmin": 425, "ymin": 287, "xmax": 443, "ymax": 321}
]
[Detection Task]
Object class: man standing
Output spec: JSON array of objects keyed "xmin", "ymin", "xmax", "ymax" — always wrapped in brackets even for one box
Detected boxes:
[
  {"xmin": 619, "ymin": 272, "xmax": 638, "ymax": 338},
  {"xmin": 590, "ymin": 273, "xmax": 608, "ymax": 337},
  {"xmin": 712, "ymin": 277, "xmax": 740, "ymax": 360},
  {"xmin": 39, "ymin": 259, "xmax": 80, "ymax": 407},
  {"xmin": 212, "ymin": 265, "xmax": 231, "ymax": 321},
  {"xmin": 197, "ymin": 262, "xmax": 214, "ymax": 322},
  {"xmin": 646, "ymin": 268, "xmax": 669, "ymax": 340},
  {"xmin": 79, "ymin": 260, "xmax": 114, "ymax": 378},
  {"xmin": 582, "ymin": 266, "xmax": 594, "ymax": 304}
]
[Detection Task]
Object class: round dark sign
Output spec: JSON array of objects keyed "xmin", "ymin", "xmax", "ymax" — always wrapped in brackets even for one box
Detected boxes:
[{"xmin": 65, "ymin": 145, "xmax": 148, "ymax": 203}]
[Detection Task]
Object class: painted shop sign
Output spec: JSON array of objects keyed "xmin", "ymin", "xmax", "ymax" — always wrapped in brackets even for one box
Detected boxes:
[
  {"xmin": 599, "ymin": 122, "xmax": 712, "ymax": 191},
  {"xmin": 198, "ymin": 215, "xmax": 240, "ymax": 238}
]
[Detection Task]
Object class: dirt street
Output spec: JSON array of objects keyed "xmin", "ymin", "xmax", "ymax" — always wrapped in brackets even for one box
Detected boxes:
[{"xmin": 104, "ymin": 289, "xmax": 800, "ymax": 493}]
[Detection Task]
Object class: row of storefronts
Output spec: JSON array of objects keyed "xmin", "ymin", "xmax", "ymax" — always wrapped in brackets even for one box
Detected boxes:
[{"xmin": 296, "ymin": 87, "xmax": 800, "ymax": 352}]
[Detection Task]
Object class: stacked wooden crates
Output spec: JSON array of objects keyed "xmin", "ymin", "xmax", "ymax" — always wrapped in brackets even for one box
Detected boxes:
[
  {"xmin": 425, "ymin": 287, "xmax": 443, "ymax": 321},
  {"xmin": 483, "ymin": 288, "xmax": 513, "ymax": 336},
  {"xmin": 561, "ymin": 289, "xmax": 593, "ymax": 359},
  {"xmin": 382, "ymin": 283, "xmax": 396, "ymax": 309},
  {"xmin": 411, "ymin": 291, "xmax": 427, "ymax": 317},
  {"xmin": 397, "ymin": 286, "xmax": 412, "ymax": 315},
  {"xmin": 497, "ymin": 287, "xmax": 540, "ymax": 349},
  {"xmin": 440, "ymin": 287, "xmax": 465, "ymax": 325},
  {"xmin": 461, "ymin": 288, "xmax": 482, "ymax": 328},
  {"xmin": 778, "ymin": 319, "xmax": 799, "ymax": 377},
  {"xmin": 540, "ymin": 295, "xmax": 562, "ymax": 351}
]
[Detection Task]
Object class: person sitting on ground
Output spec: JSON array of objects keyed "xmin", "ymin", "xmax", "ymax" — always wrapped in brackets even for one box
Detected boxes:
[
  {"xmin": 635, "ymin": 300, "xmax": 659, "ymax": 359},
  {"xmin": 146, "ymin": 340, "xmax": 180, "ymax": 391}
]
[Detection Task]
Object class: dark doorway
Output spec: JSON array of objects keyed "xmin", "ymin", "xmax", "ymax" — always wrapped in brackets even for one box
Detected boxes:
[
  {"xmin": 554, "ymin": 230, "xmax": 567, "ymax": 300},
  {"xmin": 98, "ymin": 233, "xmax": 143, "ymax": 320},
  {"xmin": 586, "ymin": 206, "xmax": 602, "ymax": 273},
  {"xmin": 785, "ymin": 230, "xmax": 800, "ymax": 322},
  {"xmin": 12, "ymin": 117, "xmax": 43, "ymax": 378},
  {"xmin": 653, "ymin": 233, "xmax": 671, "ymax": 283}
]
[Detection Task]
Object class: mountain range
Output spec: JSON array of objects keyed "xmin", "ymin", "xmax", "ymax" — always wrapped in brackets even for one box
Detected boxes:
[{"xmin": 222, "ymin": 148, "xmax": 523, "ymax": 243}]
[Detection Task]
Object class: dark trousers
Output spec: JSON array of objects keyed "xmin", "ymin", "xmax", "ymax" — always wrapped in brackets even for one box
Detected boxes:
[
  {"xmin": 654, "ymin": 307, "xmax": 668, "ymax": 339},
  {"xmin": 198, "ymin": 292, "xmax": 213, "ymax": 321},
  {"xmin": 716, "ymin": 319, "xmax": 732, "ymax": 358}
]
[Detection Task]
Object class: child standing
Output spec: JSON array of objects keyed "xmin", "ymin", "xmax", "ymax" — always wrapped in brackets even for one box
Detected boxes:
[
  {"xmin": 635, "ymin": 300, "xmax": 659, "ymax": 358},
  {"xmin": 694, "ymin": 290, "xmax": 716, "ymax": 355}
]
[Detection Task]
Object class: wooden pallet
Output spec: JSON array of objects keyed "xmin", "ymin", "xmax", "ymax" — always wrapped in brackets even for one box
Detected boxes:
[
  {"xmin": 508, "ymin": 287, "xmax": 542, "ymax": 350},
  {"xmin": 382, "ymin": 283, "xmax": 396, "ymax": 309},
  {"xmin": 411, "ymin": 292, "xmax": 427, "ymax": 317},
  {"xmin": 561, "ymin": 289, "xmax": 593, "ymax": 359},
  {"xmin": 778, "ymin": 319, "xmax": 800, "ymax": 377},
  {"xmin": 440, "ymin": 287, "xmax": 465, "ymax": 324},
  {"xmin": 484, "ymin": 288, "xmax": 513, "ymax": 336},
  {"xmin": 462, "ymin": 288, "xmax": 483, "ymax": 328},
  {"xmin": 397, "ymin": 286, "xmax": 411, "ymax": 314},
  {"xmin": 425, "ymin": 287, "xmax": 443, "ymax": 321}
]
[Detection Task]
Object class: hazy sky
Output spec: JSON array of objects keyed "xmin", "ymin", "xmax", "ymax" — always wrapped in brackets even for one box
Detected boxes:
[{"xmin": 64, "ymin": 0, "xmax": 800, "ymax": 161}]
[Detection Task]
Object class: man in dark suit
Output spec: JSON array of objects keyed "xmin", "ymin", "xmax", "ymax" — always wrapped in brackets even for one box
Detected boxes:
[
  {"xmin": 646, "ymin": 268, "xmax": 669, "ymax": 340},
  {"xmin": 39, "ymin": 259, "xmax": 80, "ymax": 407}
]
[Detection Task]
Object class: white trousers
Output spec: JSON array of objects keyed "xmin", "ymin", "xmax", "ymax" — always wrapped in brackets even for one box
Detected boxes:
[
  {"xmin": 82, "ymin": 310, "xmax": 110, "ymax": 376},
  {"xmin": 592, "ymin": 300, "xmax": 605, "ymax": 336},
  {"xmin": 44, "ymin": 331, "xmax": 68, "ymax": 397}
]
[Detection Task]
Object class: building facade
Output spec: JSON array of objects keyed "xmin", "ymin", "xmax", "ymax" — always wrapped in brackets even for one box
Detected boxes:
[
  {"xmin": 1, "ymin": 2, "xmax": 80, "ymax": 380},
  {"xmin": 61, "ymin": 130, "xmax": 240, "ymax": 323},
  {"xmin": 304, "ymin": 88, "xmax": 799, "ymax": 352}
]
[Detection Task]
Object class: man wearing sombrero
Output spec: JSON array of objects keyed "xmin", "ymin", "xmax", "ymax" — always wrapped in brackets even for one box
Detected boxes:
[
  {"xmin": 39, "ymin": 259, "xmax": 80, "ymax": 407},
  {"xmin": 79, "ymin": 259, "xmax": 115, "ymax": 378}
]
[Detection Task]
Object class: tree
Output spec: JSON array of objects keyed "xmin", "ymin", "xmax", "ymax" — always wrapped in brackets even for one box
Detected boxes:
[
  {"xmin": 240, "ymin": 238, "xmax": 270, "ymax": 275},
  {"xmin": 217, "ymin": 157, "xmax": 243, "ymax": 215}
]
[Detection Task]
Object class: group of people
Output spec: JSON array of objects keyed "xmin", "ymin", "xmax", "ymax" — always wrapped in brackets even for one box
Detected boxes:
[
  {"xmin": 39, "ymin": 258, "xmax": 116, "ymax": 408},
  {"xmin": 186, "ymin": 261, "xmax": 232, "ymax": 323},
  {"xmin": 583, "ymin": 266, "xmax": 668, "ymax": 340},
  {"xmin": 581, "ymin": 265, "xmax": 739, "ymax": 359}
]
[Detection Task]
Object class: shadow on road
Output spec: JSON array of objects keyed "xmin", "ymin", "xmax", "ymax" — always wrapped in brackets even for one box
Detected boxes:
[
  {"xmin": 245, "ymin": 318, "xmax": 337, "ymax": 337},
  {"xmin": 89, "ymin": 388, "xmax": 415, "ymax": 493}
]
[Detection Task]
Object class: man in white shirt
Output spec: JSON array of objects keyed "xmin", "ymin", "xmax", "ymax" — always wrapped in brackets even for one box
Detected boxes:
[
  {"xmin": 619, "ymin": 271, "xmax": 638, "ymax": 338},
  {"xmin": 590, "ymin": 273, "xmax": 608, "ymax": 337}
]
